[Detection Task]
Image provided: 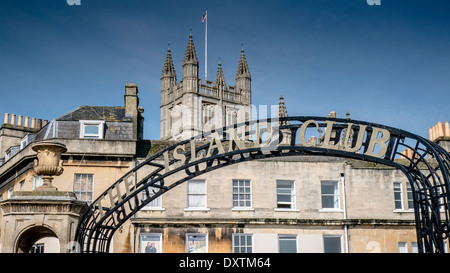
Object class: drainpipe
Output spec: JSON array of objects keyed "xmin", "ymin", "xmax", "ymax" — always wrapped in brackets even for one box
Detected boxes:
[{"xmin": 340, "ymin": 172, "xmax": 349, "ymax": 253}]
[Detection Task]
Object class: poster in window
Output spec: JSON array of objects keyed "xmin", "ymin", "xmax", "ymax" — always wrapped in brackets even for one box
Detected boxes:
[
  {"xmin": 140, "ymin": 234, "xmax": 161, "ymax": 253},
  {"xmin": 186, "ymin": 234, "xmax": 207, "ymax": 253}
]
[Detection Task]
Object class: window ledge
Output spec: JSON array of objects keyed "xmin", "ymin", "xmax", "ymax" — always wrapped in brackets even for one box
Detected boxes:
[
  {"xmin": 141, "ymin": 207, "xmax": 165, "ymax": 211},
  {"xmin": 319, "ymin": 208, "xmax": 343, "ymax": 213},
  {"xmin": 231, "ymin": 208, "xmax": 254, "ymax": 211},
  {"xmin": 184, "ymin": 208, "xmax": 211, "ymax": 212},
  {"xmin": 393, "ymin": 209, "xmax": 414, "ymax": 213},
  {"xmin": 274, "ymin": 208, "xmax": 300, "ymax": 212}
]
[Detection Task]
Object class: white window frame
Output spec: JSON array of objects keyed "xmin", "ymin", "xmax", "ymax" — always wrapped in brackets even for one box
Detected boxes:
[
  {"xmin": 142, "ymin": 181, "xmax": 164, "ymax": 210},
  {"xmin": 398, "ymin": 242, "xmax": 408, "ymax": 253},
  {"xmin": 412, "ymin": 242, "xmax": 429, "ymax": 253},
  {"xmin": 275, "ymin": 180, "xmax": 298, "ymax": 211},
  {"xmin": 79, "ymin": 120, "xmax": 105, "ymax": 139},
  {"xmin": 20, "ymin": 134, "xmax": 34, "ymax": 149},
  {"xmin": 412, "ymin": 242, "xmax": 419, "ymax": 253},
  {"xmin": 406, "ymin": 183, "xmax": 414, "ymax": 210},
  {"xmin": 320, "ymin": 180, "xmax": 341, "ymax": 211},
  {"xmin": 232, "ymin": 234, "xmax": 253, "ymax": 253},
  {"xmin": 186, "ymin": 233, "xmax": 208, "ymax": 253},
  {"xmin": 7, "ymin": 187, "xmax": 14, "ymax": 199},
  {"xmin": 232, "ymin": 179, "xmax": 253, "ymax": 210},
  {"xmin": 32, "ymin": 175, "xmax": 43, "ymax": 190},
  {"xmin": 393, "ymin": 182, "xmax": 404, "ymax": 210},
  {"xmin": 5, "ymin": 145, "xmax": 19, "ymax": 161},
  {"xmin": 185, "ymin": 180, "xmax": 209, "ymax": 211},
  {"xmin": 73, "ymin": 173, "xmax": 94, "ymax": 203},
  {"xmin": 393, "ymin": 182, "xmax": 414, "ymax": 212},
  {"xmin": 20, "ymin": 137, "xmax": 28, "ymax": 149},
  {"xmin": 278, "ymin": 234, "xmax": 298, "ymax": 253}
]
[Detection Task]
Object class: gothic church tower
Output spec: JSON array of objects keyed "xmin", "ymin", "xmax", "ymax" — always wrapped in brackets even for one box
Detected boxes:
[{"xmin": 160, "ymin": 34, "xmax": 252, "ymax": 141}]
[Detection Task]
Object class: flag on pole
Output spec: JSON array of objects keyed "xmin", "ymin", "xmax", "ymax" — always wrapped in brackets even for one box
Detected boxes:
[{"xmin": 202, "ymin": 11, "xmax": 207, "ymax": 22}]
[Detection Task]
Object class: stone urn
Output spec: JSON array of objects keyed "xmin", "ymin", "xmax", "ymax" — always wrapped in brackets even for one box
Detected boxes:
[{"xmin": 32, "ymin": 141, "xmax": 67, "ymax": 191}]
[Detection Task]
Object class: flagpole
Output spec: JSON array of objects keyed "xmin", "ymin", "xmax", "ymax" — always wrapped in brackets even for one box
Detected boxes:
[{"xmin": 205, "ymin": 10, "xmax": 207, "ymax": 82}]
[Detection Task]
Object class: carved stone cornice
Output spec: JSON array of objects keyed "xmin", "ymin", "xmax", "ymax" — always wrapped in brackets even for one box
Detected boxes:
[{"xmin": 0, "ymin": 191, "xmax": 87, "ymax": 216}]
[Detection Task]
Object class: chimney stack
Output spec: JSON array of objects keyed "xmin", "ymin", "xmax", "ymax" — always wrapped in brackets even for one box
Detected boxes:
[{"xmin": 124, "ymin": 83, "xmax": 139, "ymax": 118}]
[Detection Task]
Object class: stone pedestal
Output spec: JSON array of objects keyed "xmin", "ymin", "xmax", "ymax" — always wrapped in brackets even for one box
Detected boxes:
[{"xmin": 0, "ymin": 191, "xmax": 87, "ymax": 253}]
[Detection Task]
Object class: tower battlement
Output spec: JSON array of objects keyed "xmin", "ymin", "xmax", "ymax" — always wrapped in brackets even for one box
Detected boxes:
[{"xmin": 160, "ymin": 35, "xmax": 252, "ymax": 141}]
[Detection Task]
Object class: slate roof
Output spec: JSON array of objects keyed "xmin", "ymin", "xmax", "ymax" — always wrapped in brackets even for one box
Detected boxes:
[{"xmin": 55, "ymin": 106, "xmax": 131, "ymax": 122}]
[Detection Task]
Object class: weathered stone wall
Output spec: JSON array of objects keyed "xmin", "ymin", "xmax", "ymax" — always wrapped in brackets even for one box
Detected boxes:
[
  {"xmin": 0, "ymin": 124, "xmax": 37, "ymax": 155},
  {"xmin": 125, "ymin": 157, "xmax": 419, "ymax": 253}
]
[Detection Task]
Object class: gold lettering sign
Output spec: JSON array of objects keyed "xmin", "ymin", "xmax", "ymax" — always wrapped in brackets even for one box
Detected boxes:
[
  {"xmin": 298, "ymin": 120, "xmax": 321, "ymax": 147},
  {"xmin": 364, "ymin": 127, "xmax": 390, "ymax": 158},
  {"xmin": 94, "ymin": 119, "xmax": 392, "ymax": 221},
  {"xmin": 342, "ymin": 123, "xmax": 367, "ymax": 152}
]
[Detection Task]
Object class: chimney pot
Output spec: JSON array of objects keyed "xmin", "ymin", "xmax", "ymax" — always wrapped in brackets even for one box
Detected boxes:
[
  {"xmin": 438, "ymin": 122, "xmax": 444, "ymax": 138},
  {"xmin": 11, "ymin": 114, "xmax": 16, "ymax": 125},
  {"xmin": 4, "ymin": 113, "xmax": 9, "ymax": 125},
  {"xmin": 445, "ymin": 122, "xmax": 450, "ymax": 137},
  {"xmin": 433, "ymin": 124, "xmax": 438, "ymax": 141}
]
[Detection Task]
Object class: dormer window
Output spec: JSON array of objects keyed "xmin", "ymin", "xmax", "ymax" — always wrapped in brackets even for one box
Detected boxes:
[
  {"xmin": 5, "ymin": 146, "xmax": 19, "ymax": 161},
  {"xmin": 79, "ymin": 120, "xmax": 105, "ymax": 139},
  {"xmin": 20, "ymin": 134, "xmax": 35, "ymax": 149}
]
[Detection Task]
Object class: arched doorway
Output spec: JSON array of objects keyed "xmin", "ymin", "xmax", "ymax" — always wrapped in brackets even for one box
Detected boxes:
[
  {"xmin": 16, "ymin": 226, "xmax": 60, "ymax": 253},
  {"xmin": 0, "ymin": 190, "xmax": 87, "ymax": 253}
]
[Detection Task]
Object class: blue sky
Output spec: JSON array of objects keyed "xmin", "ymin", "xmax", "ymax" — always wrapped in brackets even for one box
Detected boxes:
[{"xmin": 1, "ymin": 0, "xmax": 449, "ymax": 140}]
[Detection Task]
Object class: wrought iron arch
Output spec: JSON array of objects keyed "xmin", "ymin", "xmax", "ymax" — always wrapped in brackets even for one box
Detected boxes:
[{"xmin": 75, "ymin": 116, "xmax": 450, "ymax": 253}]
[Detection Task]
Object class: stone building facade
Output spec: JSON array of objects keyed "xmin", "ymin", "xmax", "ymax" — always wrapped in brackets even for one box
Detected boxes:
[
  {"xmin": 0, "ymin": 83, "xmax": 145, "ymax": 252},
  {"xmin": 0, "ymin": 35, "xmax": 448, "ymax": 253}
]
